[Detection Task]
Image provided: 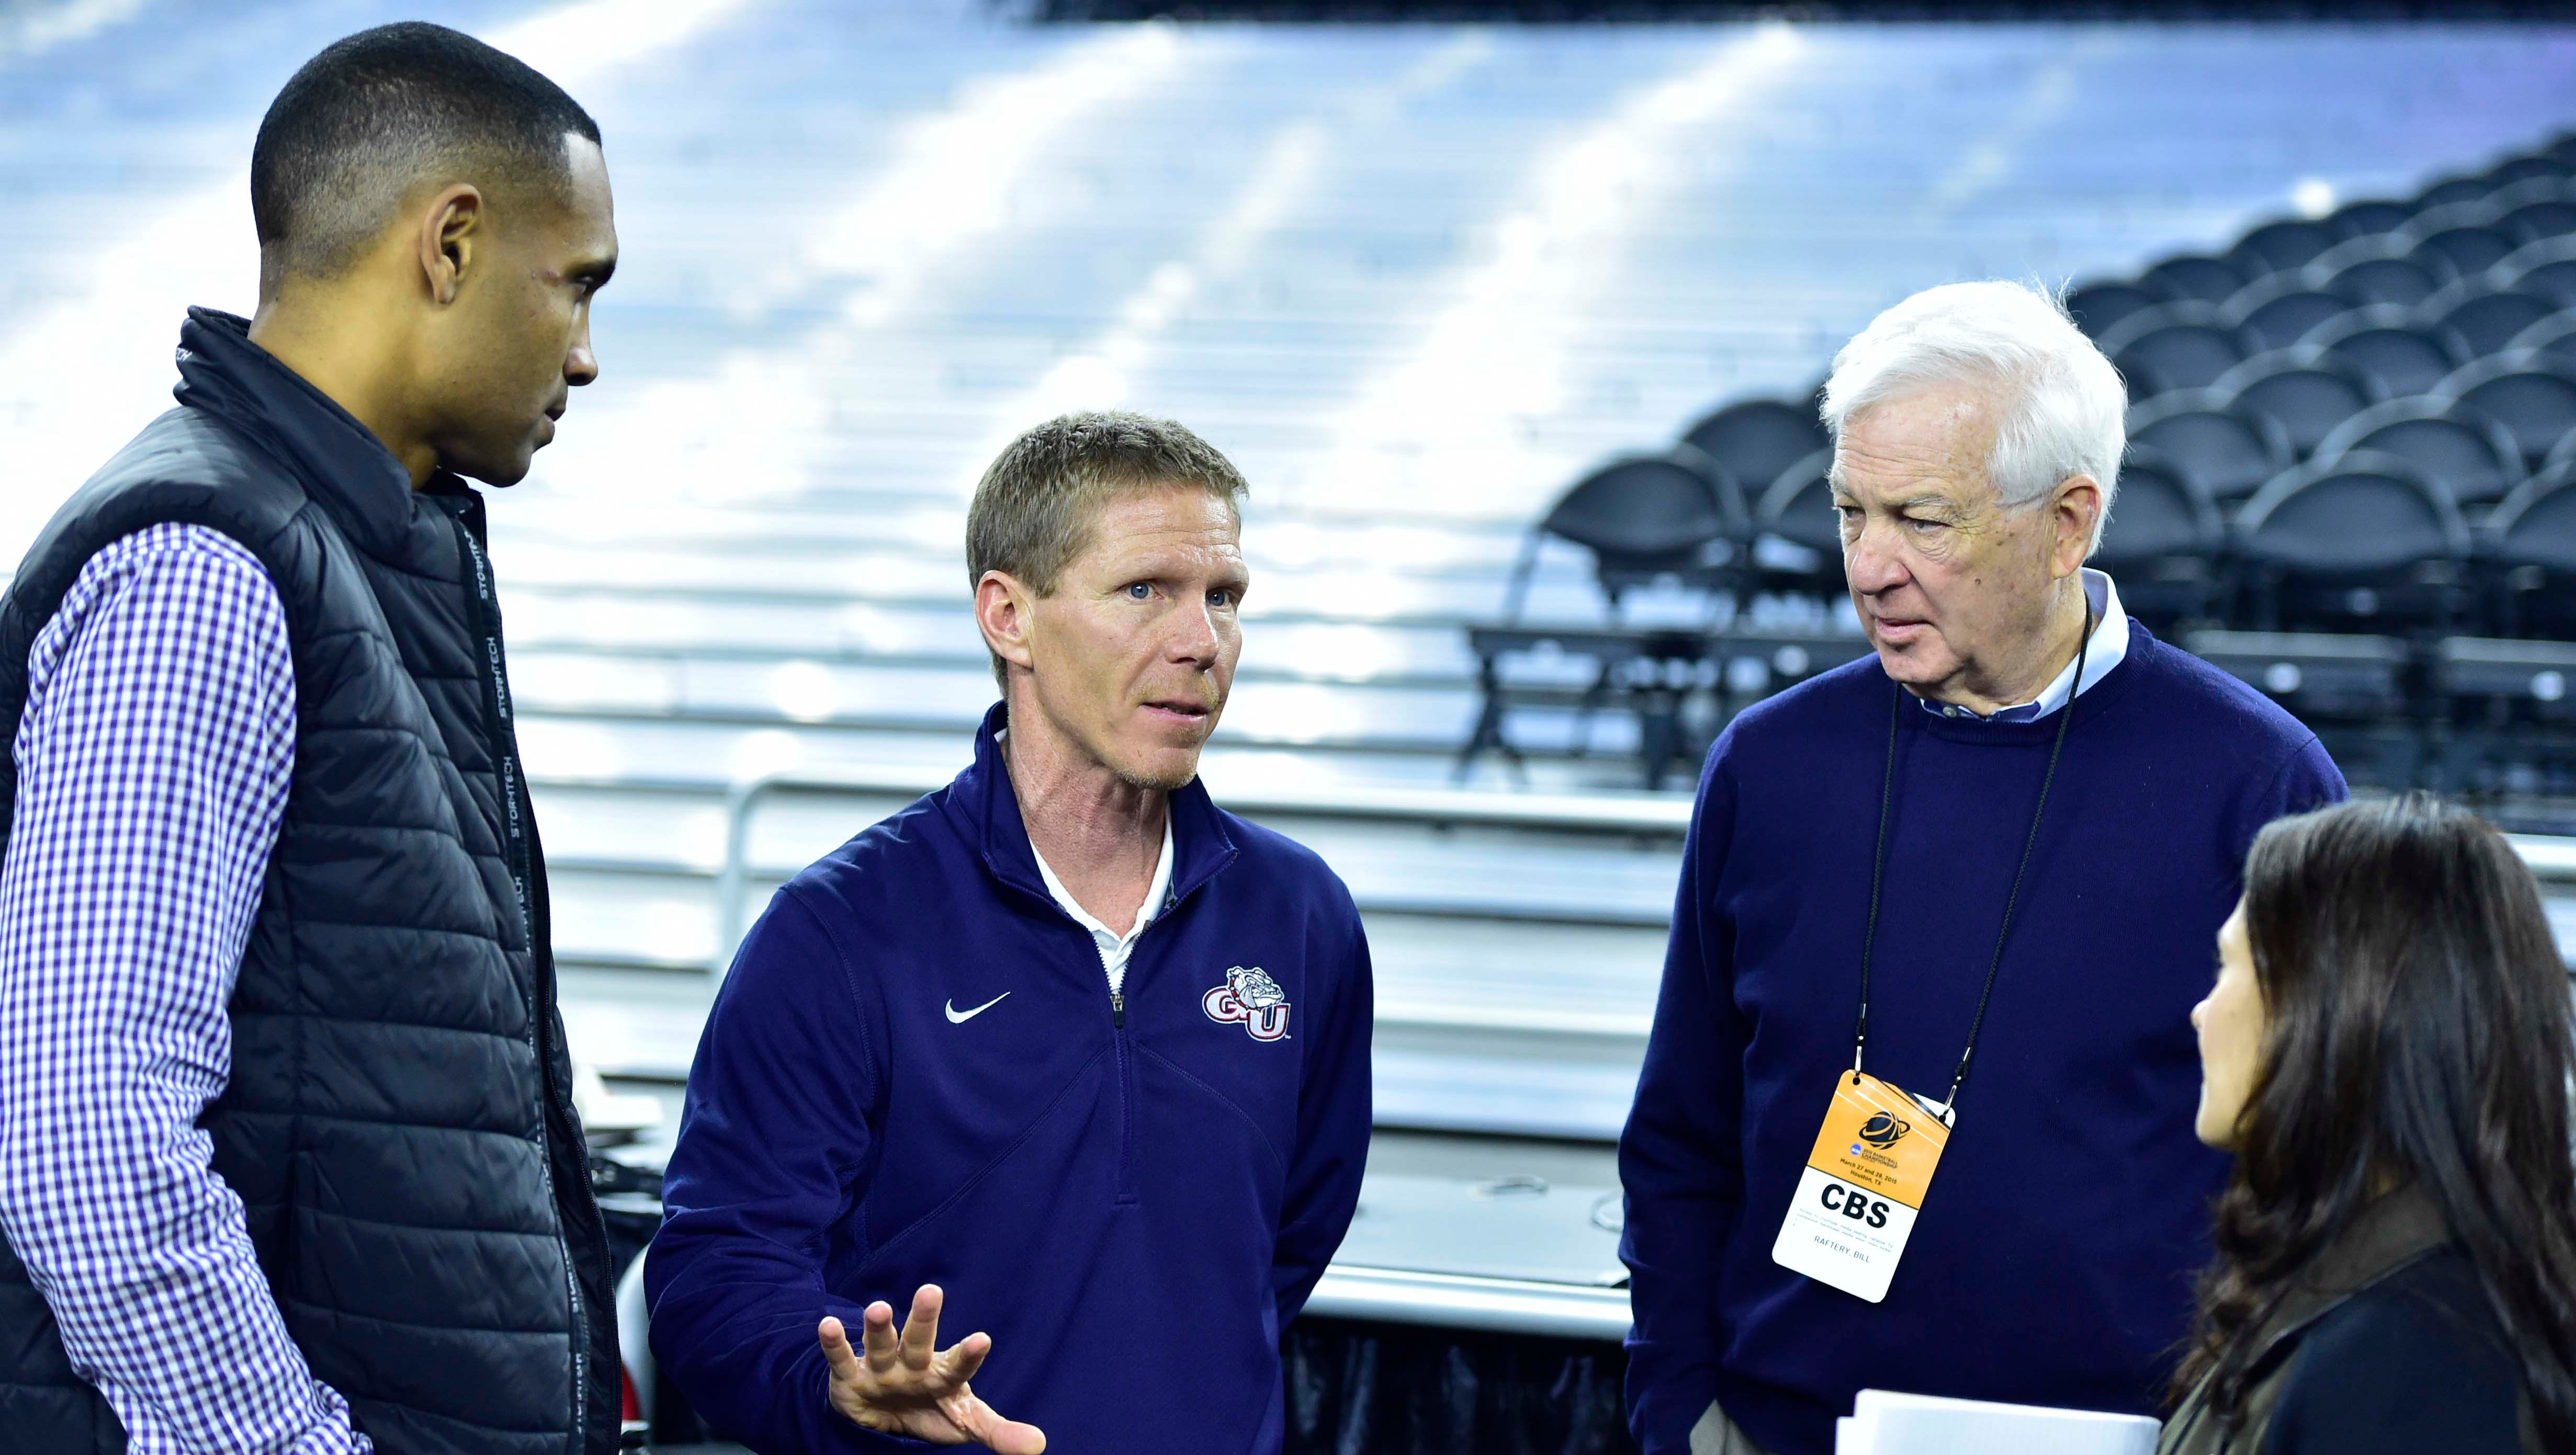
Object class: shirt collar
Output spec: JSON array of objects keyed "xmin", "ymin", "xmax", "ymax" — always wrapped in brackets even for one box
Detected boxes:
[
  {"xmin": 1920, "ymin": 569, "xmax": 2130, "ymax": 725},
  {"xmin": 957, "ymin": 702, "xmax": 1236, "ymax": 912},
  {"xmin": 1030, "ymin": 810, "xmax": 1175, "ymax": 948},
  {"xmin": 994, "ymin": 722, "xmax": 1180, "ymax": 944}
]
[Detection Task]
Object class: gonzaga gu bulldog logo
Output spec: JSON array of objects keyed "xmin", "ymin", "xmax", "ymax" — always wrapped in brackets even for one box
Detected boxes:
[{"xmin": 1203, "ymin": 965, "xmax": 1291, "ymax": 1042}]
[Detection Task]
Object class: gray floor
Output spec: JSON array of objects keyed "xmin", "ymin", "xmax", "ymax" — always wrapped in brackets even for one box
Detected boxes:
[{"xmin": 608, "ymin": 1077, "xmax": 1620, "ymax": 1187}]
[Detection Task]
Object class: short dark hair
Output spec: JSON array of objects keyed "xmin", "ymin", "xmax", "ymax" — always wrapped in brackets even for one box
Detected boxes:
[{"xmin": 251, "ymin": 22, "xmax": 600, "ymax": 287}]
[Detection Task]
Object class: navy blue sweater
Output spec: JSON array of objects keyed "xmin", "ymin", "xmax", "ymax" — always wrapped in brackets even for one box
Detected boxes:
[
  {"xmin": 646, "ymin": 706, "xmax": 1373, "ymax": 1453},
  {"xmin": 1618, "ymin": 625, "xmax": 2345, "ymax": 1455}
]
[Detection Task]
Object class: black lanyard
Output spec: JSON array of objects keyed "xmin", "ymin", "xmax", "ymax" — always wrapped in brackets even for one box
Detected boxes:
[{"xmin": 1852, "ymin": 603, "xmax": 2095, "ymax": 1113}]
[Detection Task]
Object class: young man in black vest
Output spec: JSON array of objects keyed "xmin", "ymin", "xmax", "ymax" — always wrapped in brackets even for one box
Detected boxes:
[{"xmin": 0, "ymin": 25, "xmax": 622, "ymax": 1454}]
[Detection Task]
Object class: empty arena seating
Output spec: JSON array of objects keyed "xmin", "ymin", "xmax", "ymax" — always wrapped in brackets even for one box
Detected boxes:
[{"xmin": 1467, "ymin": 128, "xmax": 2576, "ymax": 792}]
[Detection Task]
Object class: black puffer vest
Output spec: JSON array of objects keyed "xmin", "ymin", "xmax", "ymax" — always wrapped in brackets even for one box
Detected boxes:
[{"xmin": 0, "ymin": 310, "xmax": 618, "ymax": 1454}]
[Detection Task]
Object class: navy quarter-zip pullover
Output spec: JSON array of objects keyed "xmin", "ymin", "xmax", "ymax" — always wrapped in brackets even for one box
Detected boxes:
[{"xmin": 647, "ymin": 704, "xmax": 1374, "ymax": 1453}]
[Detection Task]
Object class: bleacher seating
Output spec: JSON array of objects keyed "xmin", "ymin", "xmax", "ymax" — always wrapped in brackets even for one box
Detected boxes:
[
  {"xmin": 1753, "ymin": 449, "xmax": 1843, "ymax": 596},
  {"xmin": 2315, "ymin": 244, "xmax": 2453, "ymax": 309},
  {"xmin": 2217, "ymin": 349, "xmax": 2376, "ymax": 459},
  {"xmin": 1463, "ymin": 449, "xmax": 1742, "ymax": 788},
  {"xmin": 2091, "ymin": 448, "xmax": 2220, "ymax": 633},
  {"xmin": 2308, "ymin": 305, "xmax": 2462, "ymax": 396},
  {"xmin": 1469, "ymin": 126, "xmax": 2576, "ymax": 793},
  {"xmin": 1680, "ymin": 396, "xmax": 1827, "ymax": 498}
]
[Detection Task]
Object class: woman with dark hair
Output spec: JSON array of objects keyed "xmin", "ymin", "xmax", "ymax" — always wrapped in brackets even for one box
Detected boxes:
[{"xmin": 2162, "ymin": 793, "xmax": 2576, "ymax": 1454}]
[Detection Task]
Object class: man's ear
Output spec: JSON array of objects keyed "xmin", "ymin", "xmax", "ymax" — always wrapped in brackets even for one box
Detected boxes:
[
  {"xmin": 975, "ymin": 571, "xmax": 1038, "ymax": 675},
  {"xmin": 413, "ymin": 184, "xmax": 485, "ymax": 306},
  {"xmin": 2053, "ymin": 473, "xmax": 2103, "ymax": 573}
]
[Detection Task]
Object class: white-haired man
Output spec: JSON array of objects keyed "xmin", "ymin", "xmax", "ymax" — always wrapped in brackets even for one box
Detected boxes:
[{"xmin": 1617, "ymin": 281, "xmax": 2346, "ymax": 1455}]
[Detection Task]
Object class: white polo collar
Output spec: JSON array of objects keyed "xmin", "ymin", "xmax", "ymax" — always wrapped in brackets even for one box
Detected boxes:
[
  {"xmin": 1029, "ymin": 812, "xmax": 1174, "ymax": 995},
  {"xmin": 1922, "ymin": 569, "xmax": 2130, "ymax": 724}
]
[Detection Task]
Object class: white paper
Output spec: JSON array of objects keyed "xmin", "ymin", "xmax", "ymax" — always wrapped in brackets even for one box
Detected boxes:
[{"xmin": 1833, "ymin": 1389, "xmax": 2160, "ymax": 1455}]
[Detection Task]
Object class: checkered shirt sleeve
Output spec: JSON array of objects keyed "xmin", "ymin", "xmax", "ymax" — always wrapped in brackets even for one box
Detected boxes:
[{"xmin": 0, "ymin": 523, "xmax": 369, "ymax": 1453}]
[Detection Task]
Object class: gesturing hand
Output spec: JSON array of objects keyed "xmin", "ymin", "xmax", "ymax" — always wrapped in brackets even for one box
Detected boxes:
[{"xmin": 818, "ymin": 1285, "xmax": 1045, "ymax": 1452}]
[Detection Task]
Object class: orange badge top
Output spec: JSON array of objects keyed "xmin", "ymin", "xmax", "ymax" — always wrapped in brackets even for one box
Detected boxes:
[{"xmin": 1803, "ymin": 1072, "xmax": 1950, "ymax": 1210}]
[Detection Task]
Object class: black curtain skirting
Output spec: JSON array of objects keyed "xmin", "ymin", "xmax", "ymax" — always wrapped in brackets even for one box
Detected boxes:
[
  {"xmin": 634, "ymin": 1309, "xmax": 1640, "ymax": 1452},
  {"xmin": 599, "ymin": 1174, "xmax": 1641, "ymax": 1453},
  {"xmin": 1284, "ymin": 1318, "xmax": 1639, "ymax": 1455}
]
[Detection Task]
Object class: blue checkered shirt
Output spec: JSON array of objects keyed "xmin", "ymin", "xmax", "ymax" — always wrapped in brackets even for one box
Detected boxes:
[{"xmin": 0, "ymin": 524, "xmax": 369, "ymax": 1452}]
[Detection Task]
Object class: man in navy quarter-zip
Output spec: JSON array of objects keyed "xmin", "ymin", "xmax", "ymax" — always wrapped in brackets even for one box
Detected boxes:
[{"xmin": 647, "ymin": 411, "xmax": 1376, "ymax": 1454}]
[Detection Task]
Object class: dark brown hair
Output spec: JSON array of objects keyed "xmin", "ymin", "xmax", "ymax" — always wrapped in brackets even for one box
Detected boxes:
[{"xmin": 2174, "ymin": 793, "xmax": 2576, "ymax": 1450}]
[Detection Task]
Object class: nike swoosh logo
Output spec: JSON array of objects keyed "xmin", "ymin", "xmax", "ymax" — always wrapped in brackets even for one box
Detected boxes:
[{"xmin": 944, "ymin": 992, "xmax": 1010, "ymax": 1024}]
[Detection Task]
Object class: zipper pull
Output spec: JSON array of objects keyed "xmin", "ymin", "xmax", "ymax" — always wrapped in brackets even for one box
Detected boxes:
[{"xmin": 1111, "ymin": 991, "xmax": 1125, "ymax": 1029}]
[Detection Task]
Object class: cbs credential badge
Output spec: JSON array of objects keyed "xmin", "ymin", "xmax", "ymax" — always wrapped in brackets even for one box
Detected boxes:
[{"xmin": 1770, "ymin": 1071, "xmax": 1952, "ymax": 1303}]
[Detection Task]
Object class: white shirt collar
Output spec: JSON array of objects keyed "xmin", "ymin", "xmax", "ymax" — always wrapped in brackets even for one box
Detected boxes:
[
  {"xmin": 2026, "ymin": 568, "xmax": 2129, "ymax": 715},
  {"xmin": 1029, "ymin": 812, "xmax": 1174, "ymax": 993},
  {"xmin": 995, "ymin": 725, "xmax": 1180, "ymax": 992},
  {"xmin": 1922, "ymin": 569, "xmax": 2130, "ymax": 723}
]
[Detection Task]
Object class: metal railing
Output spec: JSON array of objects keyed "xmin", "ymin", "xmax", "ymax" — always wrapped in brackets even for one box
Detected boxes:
[
  {"xmin": 528, "ymin": 767, "xmax": 2576, "ymax": 982},
  {"xmin": 710, "ymin": 767, "xmax": 1696, "ymax": 957},
  {"xmin": 1304, "ymin": 1265, "xmax": 1630, "ymax": 1342}
]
